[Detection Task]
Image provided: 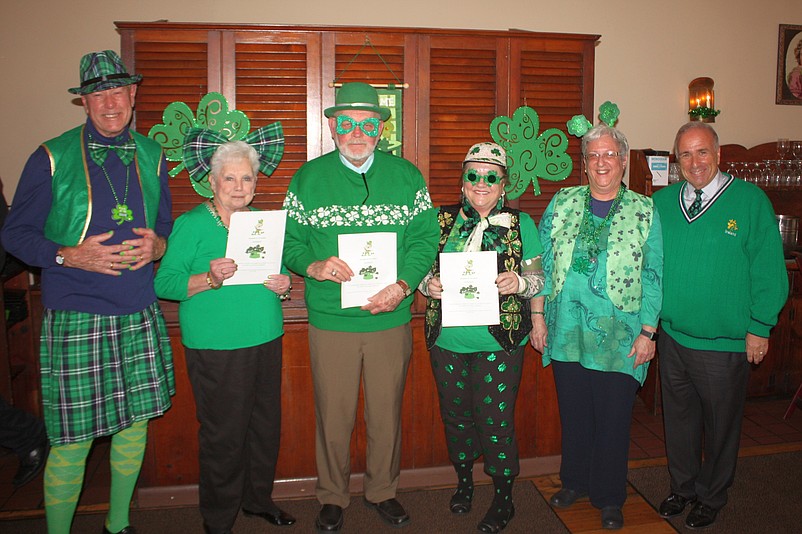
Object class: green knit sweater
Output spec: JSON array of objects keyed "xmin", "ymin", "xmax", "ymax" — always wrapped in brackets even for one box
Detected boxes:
[
  {"xmin": 653, "ymin": 176, "xmax": 788, "ymax": 352},
  {"xmin": 282, "ymin": 150, "xmax": 439, "ymax": 332}
]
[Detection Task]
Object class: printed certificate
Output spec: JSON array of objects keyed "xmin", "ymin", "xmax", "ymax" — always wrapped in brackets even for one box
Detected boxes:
[
  {"xmin": 440, "ymin": 251, "xmax": 499, "ymax": 327},
  {"xmin": 338, "ymin": 232, "xmax": 397, "ymax": 308},
  {"xmin": 223, "ymin": 210, "xmax": 286, "ymax": 286}
]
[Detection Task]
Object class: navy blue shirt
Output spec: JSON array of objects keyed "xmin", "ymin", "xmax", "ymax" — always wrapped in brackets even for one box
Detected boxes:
[{"xmin": 1, "ymin": 120, "xmax": 173, "ymax": 315}]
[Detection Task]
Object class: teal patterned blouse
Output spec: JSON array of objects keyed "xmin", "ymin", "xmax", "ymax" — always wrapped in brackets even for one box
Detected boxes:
[{"xmin": 537, "ymin": 195, "xmax": 663, "ymax": 385}]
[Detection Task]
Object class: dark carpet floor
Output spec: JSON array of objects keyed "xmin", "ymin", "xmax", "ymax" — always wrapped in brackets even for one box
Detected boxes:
[
  {"xmin": 627, "ymin": 450, "xmax": 802, "ymax": 534},
  {"xmin": 0, "ymin": 480, "xmax": 569, "ymax": 533}
]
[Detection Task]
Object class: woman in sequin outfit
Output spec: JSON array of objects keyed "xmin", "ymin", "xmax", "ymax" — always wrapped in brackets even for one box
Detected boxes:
[
  {"xmin": 419, "ymin": 142, "xmax": 544, "ymax": 534},
  {"xmin": 530, "ymin": 124, "xmax": 663, "ymax": 530},
  {"xmin": 155, "ymin": 141, "xmax": 295, "ymax": 534}
]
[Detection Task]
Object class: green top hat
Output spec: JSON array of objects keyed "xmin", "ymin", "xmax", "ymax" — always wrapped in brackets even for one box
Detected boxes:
[
  {"xmin": 68, "ymin": 50, "xmax": 142, "ymax": 95},
  {"xmin": 324, "ymin": 82, "xmax": 391, "ymax": 121}
]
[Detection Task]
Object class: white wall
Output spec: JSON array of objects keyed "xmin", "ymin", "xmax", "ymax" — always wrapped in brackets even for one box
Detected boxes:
[{"xmin": 1, "ymin": 0, "xmax": 800, "ymax": 198}]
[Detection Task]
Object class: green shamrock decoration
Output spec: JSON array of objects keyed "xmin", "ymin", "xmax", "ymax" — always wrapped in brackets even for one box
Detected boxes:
[
  {"xmin": 598, "ymin": 101, "xmax": 620, "ymax": 127},
  {"xmin": 490, "ymin": 106, "xmax": 573, "ymax": 198},
  {"xmin": 148, "ymin": 92, "xmax": 251, "ymax": 197}
]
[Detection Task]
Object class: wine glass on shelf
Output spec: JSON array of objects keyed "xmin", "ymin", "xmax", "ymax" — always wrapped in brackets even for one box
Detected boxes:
[
  {"xmin": 792, "ymin": 141, "xmax": 802, "ymax": 186},
  {"xmin": 778, "ymin": 138, "xmax": 790, "ymax": 160}
]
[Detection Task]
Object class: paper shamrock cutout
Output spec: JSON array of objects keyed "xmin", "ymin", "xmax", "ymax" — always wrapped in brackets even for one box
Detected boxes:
[
  {"xmin": 490, "ymin": 106, "xmax": 573, "ymax": 198},
  {"xmin": 148, "ymin": 92, "xmax": 250, "ymax": 197}
]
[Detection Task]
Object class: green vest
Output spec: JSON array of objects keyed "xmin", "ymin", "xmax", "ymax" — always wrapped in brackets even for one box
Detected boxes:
[
  {"xmin": 41, "ymin": 125, "xmax": 163, "ymax": 245},
  {"xmin": 424, "ymin": 204, "xmax": 532, "ymax": 353},
  {"xmin": 548, "ymin": 185, "xmax": 653, "ymax": 312}
]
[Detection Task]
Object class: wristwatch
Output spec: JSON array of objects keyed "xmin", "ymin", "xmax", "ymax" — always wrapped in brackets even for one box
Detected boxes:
[
  {"xmin": 640, "ymin": 329, "xmax": 659, "ymax": 341},
  {"xmin": 396, "ymin": 279, "xmax": 412, "ymax": 297}
]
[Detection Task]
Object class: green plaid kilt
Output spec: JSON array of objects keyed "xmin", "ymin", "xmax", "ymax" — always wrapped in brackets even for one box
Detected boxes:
[{"xmin": 40, "ymin": 302, "xmax": 175, "ymax": 445}]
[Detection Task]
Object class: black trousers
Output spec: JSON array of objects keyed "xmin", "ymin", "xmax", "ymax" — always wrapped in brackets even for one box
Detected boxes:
[
  {"xmin": 430, "ymin": 345, "xmax": 524, "ymax": 477},
  {"xmin": 552, "ymin": 360, "xmax": 639, "ymax": 509},
  {"xmin": 186, "ymin": 338, "xmax": 284, "ymax": 531},
  {"xmin": 0, "ymin": 394, "xmax": 45, "ymax": 456},
  {"xmin": 658, "ymin": 331, "xmax": 750, "ymax": 510}
]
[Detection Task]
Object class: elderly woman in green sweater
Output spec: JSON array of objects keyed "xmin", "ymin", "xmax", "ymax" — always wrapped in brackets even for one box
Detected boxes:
[
  {"xmin": 154, "ymin": 139, "xmax": 295, "ymax": 534},
  {"xmin": 530, "ymin": 124, "xmax": 663, "ymax": 531}
]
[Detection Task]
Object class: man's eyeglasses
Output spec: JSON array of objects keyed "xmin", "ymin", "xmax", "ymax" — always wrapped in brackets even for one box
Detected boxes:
[
  {"xmin": 584, "ymin": 151, "xmax": 621, "ymax": 162},
  {"xmin": 336, "ymin": 115, "xmax": 381, "ymax": 137},
  {"xmin": 463, "ymin": 170, "xmax": 502, "ymax": 186}
]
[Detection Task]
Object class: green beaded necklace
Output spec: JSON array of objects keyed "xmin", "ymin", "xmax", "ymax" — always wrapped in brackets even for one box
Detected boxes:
[{"xmin": 571, "ymin": 185, "xmax": 625, "ymax": 274}]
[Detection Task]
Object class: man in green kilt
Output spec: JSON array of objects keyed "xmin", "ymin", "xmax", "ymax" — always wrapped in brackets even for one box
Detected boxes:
[{"xmin": 1, "ymin": 50, "xmax": 174, "ymax": 534}]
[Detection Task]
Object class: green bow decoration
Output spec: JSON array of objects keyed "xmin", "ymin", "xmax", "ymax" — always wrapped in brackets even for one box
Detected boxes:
[
  {"xmin": 182, "ymin": 123, "xmax": 284, "ymax": 198},
  {"xmin": 87, "ymin": 138, "xmax": 136, "ymax": 167},
  {"xmin": 490, "ymin": 106, "xmax": 573, "ymax": 198}
]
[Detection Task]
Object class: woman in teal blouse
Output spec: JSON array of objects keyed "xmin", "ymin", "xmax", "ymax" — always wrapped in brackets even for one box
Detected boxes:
[
  {"xmin": 531, "ymin": 125, "xmax": 663, "ymax": 530},
  {"xmin": 420, "ymin": 142, "xmax": 544, "ymax": 534},
  {"xmin": 154, "ymin": 141, "xmax": 295, "ymax": 533}
]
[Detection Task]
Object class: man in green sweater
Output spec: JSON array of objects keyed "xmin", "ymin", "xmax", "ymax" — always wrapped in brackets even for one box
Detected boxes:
[
  {"xmin": 282, "ymin": 82, "xmax": 438, "ymax": 531},
  {"xmin": 652, "ymin": 122, "xmax": 788, "ymax": 530}
]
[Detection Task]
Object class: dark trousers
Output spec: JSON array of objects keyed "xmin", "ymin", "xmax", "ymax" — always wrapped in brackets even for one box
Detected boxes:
[
  {"xmin": 552, "ymin": 361, "xmax": 639, "ymax": 509},
  {"xmin": 0, "ymin": 394, "xmax": 45, "ymax": 456},
  {"xmin": 658, "ymin": 332, "xmax": 750, "ymax": 510},
  {"xmin": 186, "ymin": 338, "xmax": 284, "ymax": 531},
  {"xmin": 430, "ymin": 345, "xmax": 524, "ymax": 477}
]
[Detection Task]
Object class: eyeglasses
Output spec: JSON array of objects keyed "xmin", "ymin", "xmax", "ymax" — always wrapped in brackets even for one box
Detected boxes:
[
  {"xmin": 463, "ymin": 170, "xmax": 502, "ymax": 186},
  {"xmin": 335, "ymin": 115, "xmax": 381, "ymax": 137},
  {"xmin": 584, "ymin": 151, "xmax": 621, "ymax": 162}
]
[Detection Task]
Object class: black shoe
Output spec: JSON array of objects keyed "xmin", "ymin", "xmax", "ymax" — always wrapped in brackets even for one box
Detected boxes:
[
  {"xmin": 13, "ymin": 440, "xmax": 49, "ymax": 488},
  {"xmin": 243, "ymin": 507, "xmax": 296, "ymax": 526},
  {"xmin": 102, "ymin": 527, "xmax": 136, "ymax": 534},
  {"xmin": 315, "ymin": 504, "xmax": 344, "ymax": 532},
  {"xmin": 601, "ymin": 506, "xmax": 623, "ymax": 530},
  {"xmin": 203, "ymin": 524, "xmax": 232, "ymax": 534},
  {"xmin": 450, "ymin": 489, "xmax": 473, "ymax": 514},
  {"xmin": 658, "ymin": 493, "xmax": 697, "ymax": 518},
  {"xmin": 685, "ymin": 502, "xmax": 718, "ymax": 529},
  {"xmin": 363, "ymin": 497, "xmax": 410, "ymax": 527},
  {"xmin": 549, "ymin": 488, "xmax": 588, "ymax": 508},
  {"xmin": 477, "ymin": 504, "xmax": 515, "ymax": 533}
]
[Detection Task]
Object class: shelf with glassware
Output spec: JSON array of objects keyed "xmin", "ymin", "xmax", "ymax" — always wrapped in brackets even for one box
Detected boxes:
[{"xmin": 629, "ymin": 142, "xmax": 802, "ymax": 413}]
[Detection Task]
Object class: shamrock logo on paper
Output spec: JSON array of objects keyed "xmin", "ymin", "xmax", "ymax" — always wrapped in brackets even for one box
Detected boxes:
[
  {"xmin": 491, "ymin": 106, "xmax": 572, "ymax": 198},
  {"xmin": 359, "ymin": 265, "xmax": 378, "ymax": 280},
  {"xmin": 463, "ymin": 259, "xmax": 475, "ymax": 276},
  {"xmin": 460, "ymin": 285, "xmax": 479, "ymax": 300},
  {"xmin": 252, "ymin": 219, "xmax": 265, "ymax": 236},
  {"xmin": 246, "ymin": 244, "xmax": 266, "ymax": 259},
  {"xmin": 362, "ymin": 240, "xmax": 375, "ymax": 257}
]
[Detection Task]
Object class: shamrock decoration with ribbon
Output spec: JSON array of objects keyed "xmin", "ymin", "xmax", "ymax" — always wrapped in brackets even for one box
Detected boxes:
[
  {"xmin": 490, "ymin": 105, "xmax": 573, "ymax": 198},
  {"xmin": 148, "ymin": 92, "xmax": 283, "ymax": 198}
]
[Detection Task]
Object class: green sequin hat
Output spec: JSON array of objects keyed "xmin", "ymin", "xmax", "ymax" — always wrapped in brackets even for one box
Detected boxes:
[
  {"xmin": 324, "ymin": 82, "xmax": 391, "ymax": 121},
  {"xmin": 463, "ymin": 142, "xmax": 507, "ymax": 169},
  {"xmin": 68, "ymin": 50, "xmax": 142, "ymax": 95}
]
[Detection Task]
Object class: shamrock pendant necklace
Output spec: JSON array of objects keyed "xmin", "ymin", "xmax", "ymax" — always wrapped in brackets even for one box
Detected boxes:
[
  {"xmin": 571, "ymin": 186, "xmax": 625, "ymax": 274},
  {"xmin": 88, "ymin": 133, "xmax": 134, "ymax": 225}
]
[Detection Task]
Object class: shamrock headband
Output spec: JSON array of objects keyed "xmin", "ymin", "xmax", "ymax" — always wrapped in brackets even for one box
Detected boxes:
[
  {"xmin": 148, "ymin": 92, "xmax": 284, "ymax": 198},
  {"xmin": 566, "ymin": 101, "xmax": 620, "ymax": 137}
]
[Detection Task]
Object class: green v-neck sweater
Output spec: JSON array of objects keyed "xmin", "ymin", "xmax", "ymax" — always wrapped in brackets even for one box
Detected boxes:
[{"xmin": 653, "ymin": 177, "xmax": 788, "ymax": 352}]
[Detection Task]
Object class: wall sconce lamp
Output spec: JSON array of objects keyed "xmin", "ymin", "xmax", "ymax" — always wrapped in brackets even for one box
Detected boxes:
[{"xmin": 688, "ymin": 77, "xmax": 720, "ymax": 122}]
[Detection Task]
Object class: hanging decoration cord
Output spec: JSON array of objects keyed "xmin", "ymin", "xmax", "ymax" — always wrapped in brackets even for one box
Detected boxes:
[{"xmin": 329, "ymin": 35, "xmax": 409, "ymax": 89}]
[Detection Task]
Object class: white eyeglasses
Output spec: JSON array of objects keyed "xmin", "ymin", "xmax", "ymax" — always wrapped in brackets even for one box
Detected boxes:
[{"xmin": 584, "ymin": 151, "xmax": 621, "ymax": 162}]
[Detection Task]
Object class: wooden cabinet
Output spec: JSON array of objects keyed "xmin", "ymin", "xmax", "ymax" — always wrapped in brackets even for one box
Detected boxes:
[
  {"xmin": 115, "ymin": 22, "xmax": 599, "ymax": 493},
  {"xmin": 629, "ymin": 143, "xmax": 802, "ymax": 409}
]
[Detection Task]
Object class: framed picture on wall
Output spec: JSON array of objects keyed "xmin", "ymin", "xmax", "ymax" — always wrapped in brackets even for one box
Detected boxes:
[{"xmin": 776, "ymin": 23, "xmax": 802, "ymax": 105}]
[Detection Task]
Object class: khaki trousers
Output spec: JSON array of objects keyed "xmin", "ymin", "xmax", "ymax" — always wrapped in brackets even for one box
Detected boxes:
[{"xmin": 309, "ymin": 323, "xmax": 412, "ymax": 507}]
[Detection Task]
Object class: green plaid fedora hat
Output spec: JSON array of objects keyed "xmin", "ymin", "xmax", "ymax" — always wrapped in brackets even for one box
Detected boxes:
[{"xmin": 68, "ymin": 50, "xmax": 142, "ymax": 95}]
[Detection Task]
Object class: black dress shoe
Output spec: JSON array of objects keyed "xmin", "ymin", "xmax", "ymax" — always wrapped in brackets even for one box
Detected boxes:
[
  {"xmin": 549, "ymin": 488, "xmax": 588, "ymax": 508},
  {"xmin": 315, "ymin": 504, "xmax": 344, "ymax": 531},
  {"xmin": 102, "ymin": 526, "xmax": 136, "ymax": 534},
  {"xmin": 449, "ymin": 489, "xmax": 473, "ymax": 514},
  {"xmin": 203, "ymin": 524, "xmax": 232, "ymax": 534},
  {"xmin": 658, "ymin": 493, "xmax": 697, "ymax": 518},
  {"xmin": 477, "ymin": 504, "xmax": 515, "ymax": 533},
  {"xmin": 601, "ymin": 506, "xmax": 623, "ymax": 530},
  {"xmin": 363, "ymin": 497, "xmax": 410, "ymax": 527},
  {"xmin": 13, "ymin": 440, "xmax": 49, "ymax": 488},
  {"xmin": 243, "ymin": 507, "xmax": 296, "ymax": 526},
  {"xmin": 685, "ymin": 502, "xmax": 718, "ymax": 529}
]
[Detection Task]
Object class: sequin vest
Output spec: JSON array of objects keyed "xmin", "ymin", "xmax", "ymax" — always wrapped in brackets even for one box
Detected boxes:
[
  {"xmin": 548, "ymin": 185, "xmax": 653, "ymax": 312},
  {"xmin": 41, "ymin": 125, "xmax": 163, "ymax": 245},
  {"xmin": 424, "ymin": 204, "xmax": 532, "ymax": 353}
]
